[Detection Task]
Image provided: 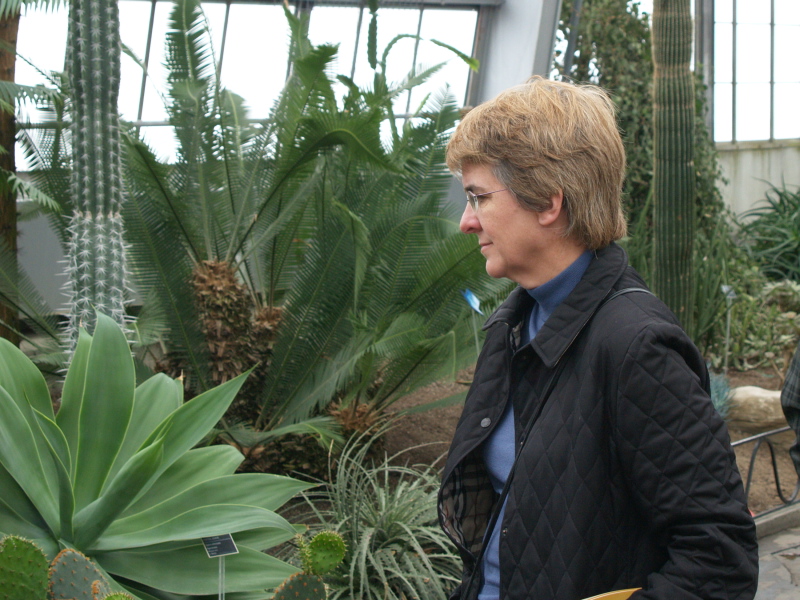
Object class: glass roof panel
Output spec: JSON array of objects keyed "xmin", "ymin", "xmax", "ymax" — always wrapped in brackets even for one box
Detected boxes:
[{"xmin": 221, "ymin": 3, "xmax": 289, "ymax": 120}]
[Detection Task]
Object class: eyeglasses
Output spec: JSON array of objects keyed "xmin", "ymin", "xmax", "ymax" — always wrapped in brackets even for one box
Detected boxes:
[{"xmin": 466, "ymin": 188, "xmax": 508, "ymax": 212}]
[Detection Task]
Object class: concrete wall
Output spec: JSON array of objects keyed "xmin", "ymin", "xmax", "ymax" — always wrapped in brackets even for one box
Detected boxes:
[{"xmin": 716, "ymin": 140, "xmax": 800, "ymax": 220}]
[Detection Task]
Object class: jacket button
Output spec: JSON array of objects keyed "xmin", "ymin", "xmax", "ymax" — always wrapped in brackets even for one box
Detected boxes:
[
  {"xmin": 480, "ymin": 418, "xmax": 491, "ymax": 428},
  {"xmin": 501, "ymin": 528, "xmax": 508, "ymax": 536}
]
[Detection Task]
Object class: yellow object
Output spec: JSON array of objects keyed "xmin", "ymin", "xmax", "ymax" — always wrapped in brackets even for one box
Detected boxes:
[{"xmin": 582, "ymin": 588, "xmax": 642, "ymax": 600}]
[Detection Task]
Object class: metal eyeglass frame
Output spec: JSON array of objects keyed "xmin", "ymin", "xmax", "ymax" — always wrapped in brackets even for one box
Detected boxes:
[{"xmin": 466, "ymin": 188, "xmax": 508, "ymax": 212}]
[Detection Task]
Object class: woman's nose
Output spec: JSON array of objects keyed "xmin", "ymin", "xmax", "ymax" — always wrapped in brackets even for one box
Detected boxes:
[{"xmin": 460, "ymin": 203, "xmax": 480, "ymax": 234}]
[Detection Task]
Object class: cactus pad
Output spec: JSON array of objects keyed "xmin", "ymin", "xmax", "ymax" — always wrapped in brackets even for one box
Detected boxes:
[
  {"xmin": 0, "ymin": 535, "xmax": 48, "ymax": 600},
  {"xmin": 272, "ymin": 572, "xmax": 327, "ymax": 600},
  {"xmin": 100, "ymin": 594, "xmax": 135, "ymax": 600},
  {"xmin": 300, "ymin": 531, "xmax": 346, "ymax": 576},
  {"xmin": 48, "ymin": 548, "xmax": 110, "ymax": 600}
]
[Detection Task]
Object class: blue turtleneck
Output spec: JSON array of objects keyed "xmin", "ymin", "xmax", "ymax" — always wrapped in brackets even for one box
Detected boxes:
[{"xmin": 478, "ymin": 250, "xmax": 593, "ymax": 600}]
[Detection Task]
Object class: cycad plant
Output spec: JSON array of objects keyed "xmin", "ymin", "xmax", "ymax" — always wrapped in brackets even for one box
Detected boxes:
[{"xmin": 122, "ymin": 0, "xmax": 506, "ymax": 442}]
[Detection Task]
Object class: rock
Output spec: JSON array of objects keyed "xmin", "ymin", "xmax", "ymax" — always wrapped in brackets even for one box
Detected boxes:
[{"xmin": 728, "ymin": 386, "xmax": 788, "ymax": 433}]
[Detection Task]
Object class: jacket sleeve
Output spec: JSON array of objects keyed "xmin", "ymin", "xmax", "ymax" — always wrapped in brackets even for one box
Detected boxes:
[{"xmin": 611, "ymin": 322, "xmax": 758, "ymax": 600}]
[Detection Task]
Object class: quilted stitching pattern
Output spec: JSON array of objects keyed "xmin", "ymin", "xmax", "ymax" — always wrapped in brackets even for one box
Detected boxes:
[{"xmin": 438, "ymin": 244, "xmax": 758, "ymax": 600}]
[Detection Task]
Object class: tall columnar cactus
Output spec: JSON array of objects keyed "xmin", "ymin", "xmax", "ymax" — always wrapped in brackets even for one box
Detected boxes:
[
  {"xmin": 65, "ymin": 0, "xmax": 130, "ymax": 346},
  {"xmin": 652, "ymin": 0, "xmax": 696, "ymax": 336}
]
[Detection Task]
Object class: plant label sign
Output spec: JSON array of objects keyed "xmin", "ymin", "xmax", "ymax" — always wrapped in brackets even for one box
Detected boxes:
[{"xmin": 202, "ymin": 534, "xmax": 239, "ymax": 558}]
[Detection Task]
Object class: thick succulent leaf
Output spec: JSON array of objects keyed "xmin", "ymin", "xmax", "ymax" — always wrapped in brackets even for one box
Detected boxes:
[
  {"xmin": 0, "ymin": 335, "xmax": 55, "ymax": 421},
  {"xmin": 73, "ymin": 438, "xmax": 165, "ymax": 549},
  {"xmin": 68, "ymin": 314, "xmax": 136, "ymax": 511},
  {"xmin": 35, "ymin": 411, "xmax": 75, "ymax": 541},
  {"xmin": 94, "ymin": 504, "xmax": 294, "ymax": 552},
  {"xmin": 122, "ymin": 445, "xmax": 244, "ymax": 517},
  {"xmin": 0, "ymin": 386, "xmax": 58, "ymax": 534},
  {"xmin": 137, "ymin": 372, "xmax": 249, "ymax": 484},
  {"xmin": 114, "ymin": 374, "xmax": 183, "ymax": 470},
  {"xmin": 99, "ymin": 544, "xmax": 297, "ymax": 595},
  {"xmin": 0, "ymin": 464, "xmax": 51, "ymax": 540},
  {"xmin": 56, "ymin": 327, "xmax": 92, "ymax": 476}
]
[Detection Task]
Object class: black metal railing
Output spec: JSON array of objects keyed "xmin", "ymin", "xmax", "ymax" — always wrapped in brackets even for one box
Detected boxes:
[{"xmin": 732, "ymin": 425, "xmax": 800, "ymax": 516}]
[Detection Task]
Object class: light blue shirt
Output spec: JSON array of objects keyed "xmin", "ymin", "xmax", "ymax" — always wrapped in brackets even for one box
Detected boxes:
[{"xmin": 478, "ymin": 251, "xmax": 593, "ymax": 600}]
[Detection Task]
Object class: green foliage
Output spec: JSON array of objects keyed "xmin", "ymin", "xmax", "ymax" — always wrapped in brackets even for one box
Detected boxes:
[
  {"xmin": 300, "ymin": 531, "xmax": 347, "ymax": 576},
  {"xmin": 709, "ymin": 371, "xmax": 731, "ymax": 421},
  {"xmin": 557, "ymin": 0, "xmax": 750, "ymax": 350},
  {"xmin": 0, "ymin": 535, "xmax": 48, "ymax": 600},
  {"xmin": 291, "ymin": 432, "xmax": 461, "ymax": 600},
  {"xmin": 272, "ymin": 531, "xmax": 346, "ymax": 600},
  {"xmin": 64, "ymin": 0, "xmax": 130, "ymax": 343},
  {"xmin": 48, "ymin": 548, "xmax": 111, "ymax": 600},
  {"xmin": 120, "ymin": 0, "xmax": 509, "ymax": 441},
  {"xmin": 739, "ymin": 184, "xmax": 800, "ymax": 282},
  {"xmin": 273, "ymin": 573, "xmax": 328, "ymax": 600},
  {"xmin": 0, "ymin": 535, "xmax": 135, "ymax": 600},
  {"xmin": 704, "ymin": 278, "xmax": 800, "ymax": 371},
  {"xmin": 0, "ymin": 312, "xmax": 309, "ymax": 599}
]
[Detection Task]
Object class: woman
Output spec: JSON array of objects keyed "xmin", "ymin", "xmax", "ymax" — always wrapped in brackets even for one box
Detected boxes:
[{"xmin": 437, "ymin": 77, "xmax": 758, "ymax": 600}]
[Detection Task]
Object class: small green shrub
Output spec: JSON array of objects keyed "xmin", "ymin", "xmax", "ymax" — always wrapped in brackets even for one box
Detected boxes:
[
  {"xmin": 739, "ymin": 184, "xmax": 800, "ymax": 282},
  {"xmin": 288, "ymin": 431, "xmax": 461, "ymax": 600},
  {"xmin": 704, "ymin": 279, "xmax": 800, "ymax": 371}
]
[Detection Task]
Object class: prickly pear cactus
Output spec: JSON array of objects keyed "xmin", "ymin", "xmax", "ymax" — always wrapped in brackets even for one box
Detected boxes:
[
  {"xmin": 100, "ymin": 594, "xmax": 135, "ymax": 600},
  {"xmin": 0, "ymin": 535, "xmax": 49, "ymax": 600},
  {"xmin": 300, "ymin": 530, "xmax": 346, "ymax": 576},
  {"xmin": 272, "ymin": 572, "xmax": 327, "ymax": 600},
  {"xmin": 48, "ymin": 548, "xmax": 111, "ymax": 600}
]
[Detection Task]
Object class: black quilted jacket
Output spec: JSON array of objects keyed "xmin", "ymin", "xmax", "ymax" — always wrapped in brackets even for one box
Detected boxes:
[{"xmin": 438, "ymin": 243, "xmax": 758, "ymax": 600}]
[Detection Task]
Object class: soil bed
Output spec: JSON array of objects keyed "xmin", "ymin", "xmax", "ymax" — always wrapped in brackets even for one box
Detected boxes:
[{"xmin": 384, "ymin": 367, "xmax": 800, "ymax": 516}]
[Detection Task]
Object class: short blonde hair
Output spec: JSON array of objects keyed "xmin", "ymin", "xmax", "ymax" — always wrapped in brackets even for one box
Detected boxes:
[{"xmin": 447, "ymin": 76, "xmax": 627, "ymax": 249}]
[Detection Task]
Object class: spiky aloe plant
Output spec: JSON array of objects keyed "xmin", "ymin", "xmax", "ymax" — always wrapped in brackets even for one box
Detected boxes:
[
  {"xmin": 64, "ymin": 0, "xmax": 130, "ymax": 346},
  {"xmin": 652, "ymin": 0, "xmax": 696, "ymax": 335}
]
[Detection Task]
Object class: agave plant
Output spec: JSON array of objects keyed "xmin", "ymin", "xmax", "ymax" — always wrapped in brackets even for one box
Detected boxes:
[{"xmin": 0, "ymin": 312, "xmax": 309, "ymax": 599}]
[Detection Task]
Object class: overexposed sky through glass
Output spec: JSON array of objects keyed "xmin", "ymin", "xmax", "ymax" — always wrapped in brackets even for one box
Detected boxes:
[{"xmin": 14, "ymin": 0, "xmax": 800, "ymax": 165}]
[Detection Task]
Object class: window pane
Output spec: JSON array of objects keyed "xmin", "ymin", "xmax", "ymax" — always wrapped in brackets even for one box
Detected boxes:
[
  {"xmin": 736, "ymin": 24, "xmax": 770, "ymax": 83},
  {"xmin": 737, "ymin": 1, "xmax": 770, "ymax": 24},
  {"xmin": 735, "ymin": 83, "xmax": 770, "ymax": 140},
  {"xmin": 776, "ymin": 0, "xmax": 800, "ymax": 25},
  {"xmin": 714, "ymin": 82, "xmax": 733, "ymax": 142},
  {"xmin": 136, "ymin": 1, "xmax": 172, "ymax": 122},
  {"xmin": 715, "ymin": 0, "xmax": 733, "ymax": 24},
  {"xmin": 17, "ymin": 7, "xmax": 68, "ymax": 92},
  {"xmin": 119, "ymin": 0, "xmax": 154, "ymax": 122},
  {"xmin": 138, "ymin": 125, "xmax": 178, "ymax": 163},
  {"xmin": 352, "ymin": 7, "xmax": 421, "ymax": 109},
  {"xmin": 308, "ymin": 6, "xmax": 362, "ymax": 79},
  {"xmin": 220, "ymin": 4, "xmax": 288, "ymax": 120},
  {"xmin": 407, "ymin": 8, "xmax": 477, "ymax": 110},
  {"xmin": 715, "ymin": 22, "xmax": 733, "ymax": 83},
  {"xmin": 774, "ymin": 25, "xmax": 800, "ymax": 83},
  {"xmin": 774, "ymin": 82, "xmax": 800, "ymax": 139}
]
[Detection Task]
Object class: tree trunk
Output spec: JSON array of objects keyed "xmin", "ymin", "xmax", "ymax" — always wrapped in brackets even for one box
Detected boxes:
[
  {"xmin": 652, "ymin": 0, "xmax": 695, "ymax": 336},
  {"xmin": 0, "ymin": 14, "xmax": 19, "ymax": 345}
]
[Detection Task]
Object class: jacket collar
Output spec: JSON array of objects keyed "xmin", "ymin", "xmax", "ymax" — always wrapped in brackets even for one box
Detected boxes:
[{"xmin": 483, "ymin": 242, "xmax": 629, "ymax": 368}]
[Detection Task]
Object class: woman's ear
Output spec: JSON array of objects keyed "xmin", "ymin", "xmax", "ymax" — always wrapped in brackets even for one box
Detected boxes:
[{"xmin": 537, "ymin": 190, "xmax": 566, "ymax": 227}]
